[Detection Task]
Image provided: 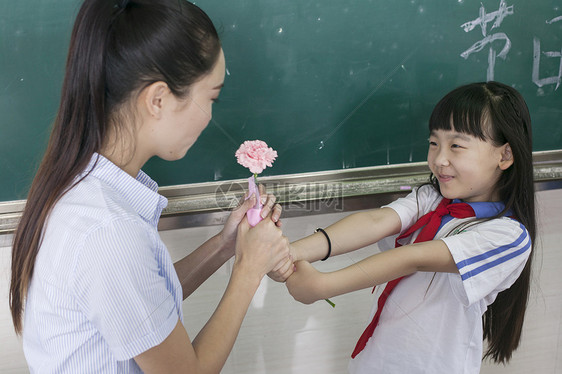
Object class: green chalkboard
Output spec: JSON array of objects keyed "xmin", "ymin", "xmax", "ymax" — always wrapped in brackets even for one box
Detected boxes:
[{"xmin": 1, "ymin": 0, "xmax": 561, "ymax": 202}]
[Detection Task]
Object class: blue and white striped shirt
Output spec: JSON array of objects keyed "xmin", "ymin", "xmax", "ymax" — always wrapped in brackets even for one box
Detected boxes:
[{"xmin": 23, "ymin": 154, "xmax": 183, "ymax": 373}]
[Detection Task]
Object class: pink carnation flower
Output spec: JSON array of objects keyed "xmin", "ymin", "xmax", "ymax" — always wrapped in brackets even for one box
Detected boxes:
[{"xmin": 235, "ymin": 140, "xmax": 277, "ymax": 174}]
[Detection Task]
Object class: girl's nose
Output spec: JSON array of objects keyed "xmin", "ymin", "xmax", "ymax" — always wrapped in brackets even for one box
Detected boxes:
[{"xmin": 434, "ymin": 148, "xmax": 450, "ymax": 167}]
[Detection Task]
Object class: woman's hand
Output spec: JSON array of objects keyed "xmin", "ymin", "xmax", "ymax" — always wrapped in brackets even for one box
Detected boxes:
[
  {"xmin": 233, "ymin": 212, "xmax": 290, "ymax": 282},
  {"xmin": 285, "ymin": 261, "xmax": 323, "ymax": 304},
  {"xmin": 219, "ymin": 184, "xmax": 282, "ymax": 253}
]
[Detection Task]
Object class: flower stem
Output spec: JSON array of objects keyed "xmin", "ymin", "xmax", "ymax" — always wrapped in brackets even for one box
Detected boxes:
[{"xmin": 325, "ymin": 298, "xmax": 335, "ymax": 308}]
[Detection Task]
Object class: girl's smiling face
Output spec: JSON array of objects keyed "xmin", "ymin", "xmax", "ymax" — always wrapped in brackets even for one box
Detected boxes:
[{"xmin": 427, "ymin": 129, "xmax": 513, "ymax": 202}]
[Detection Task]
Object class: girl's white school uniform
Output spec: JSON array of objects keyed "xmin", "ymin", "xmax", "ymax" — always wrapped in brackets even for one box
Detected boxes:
[
  {"xmin": 23, "ymin": 154, "xmax": 182, "ymax": 373},
  {"xmin": 348, "ymin": 185, "xmax": 531, "ymax": 374}
]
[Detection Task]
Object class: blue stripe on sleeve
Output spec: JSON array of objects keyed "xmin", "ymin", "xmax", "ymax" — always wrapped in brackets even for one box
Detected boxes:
[
  {"xmin": 456, "ymin": 222, "xmax": 528, "ymax": 270},
  {"xmin": 460, "ymin": 239, "xmax": 531, "ymax": 281}
]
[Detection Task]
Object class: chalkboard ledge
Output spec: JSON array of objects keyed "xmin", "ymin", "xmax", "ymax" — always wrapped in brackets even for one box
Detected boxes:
[{"xmin": 1, "ymin": 150, "xmax": 561, "ymax": 239}]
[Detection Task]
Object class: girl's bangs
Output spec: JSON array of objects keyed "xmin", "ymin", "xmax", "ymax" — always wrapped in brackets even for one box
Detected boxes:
[{"xmin": 428, "ymin": 87, "xmax": 489, "ymax": 140}]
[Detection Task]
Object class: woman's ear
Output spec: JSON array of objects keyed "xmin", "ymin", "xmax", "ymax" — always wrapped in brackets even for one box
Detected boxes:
[
  {"xmin": 142, "ymin": 81, "xmax": 170, "ymax": 119},
  {"xmin": 499, "ymin": 143, "xmax": 514, "ymax": 170}
]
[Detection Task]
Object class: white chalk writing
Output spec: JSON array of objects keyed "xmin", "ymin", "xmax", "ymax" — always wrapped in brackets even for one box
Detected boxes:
[
  {"xmin": 460, "ymin": 0, "xmax": 514, "ymax": 81},
  {"xmin": 532, "ymin": 16, "xmax": 562, "ymax": 90}
]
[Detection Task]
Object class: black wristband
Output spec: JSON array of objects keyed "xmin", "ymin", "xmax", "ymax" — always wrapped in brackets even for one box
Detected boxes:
[{"xmin": 315, "ymin": 228, "xmax": 331, "ymax": 261}]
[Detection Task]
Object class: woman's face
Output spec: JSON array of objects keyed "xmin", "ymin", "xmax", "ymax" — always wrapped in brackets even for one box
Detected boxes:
[{"xmin": 151, "ymin": 49, "xmax": 226, "ymax": 162}]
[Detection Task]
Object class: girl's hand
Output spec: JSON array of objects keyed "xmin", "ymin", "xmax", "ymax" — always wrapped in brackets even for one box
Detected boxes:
[
  {"xmin": 219, "ymin": 184, "xmax": 282, "ymax": 253},
  {"xmin": 267, "ymin": 243, "xmax": 298, "ymax": 282},
  {"xmin": 285, "ymin": 261, "xmax": 323, "ymax": 304},
  {"xmin": 233, "ymin": 212, "xmax": 290, "ymax": 281}
]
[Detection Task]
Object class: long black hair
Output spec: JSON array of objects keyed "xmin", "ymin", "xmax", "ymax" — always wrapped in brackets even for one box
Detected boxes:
[
  {"xmin": 10, "ymin": 0, "xmax": 221, "ymax": 334},
  {"xmin": 427, "ymin": 81, "xmax": 536, "ymax": 363}
]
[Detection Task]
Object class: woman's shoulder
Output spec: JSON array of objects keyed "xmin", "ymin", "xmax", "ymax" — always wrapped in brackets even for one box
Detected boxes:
[
  {"xmin": 49, "ymin": 177, "xmax": 157, "ymax": 269},
  {"xmin": 51, "ymin": 175, "xmax": 143, "ymax": 234},
  {"xmin": 37, "ymin": 177, "xmax": 149, "ymax": 287}
]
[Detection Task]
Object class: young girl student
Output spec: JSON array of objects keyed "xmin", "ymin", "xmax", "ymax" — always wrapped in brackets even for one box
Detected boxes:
[
  {"xmin": 284, "ymin": 81, "xmax": 535, "ymax": 373},
  {"xmin": 9, "ymin": 0, "xmax": 291, "ymax": 373}
]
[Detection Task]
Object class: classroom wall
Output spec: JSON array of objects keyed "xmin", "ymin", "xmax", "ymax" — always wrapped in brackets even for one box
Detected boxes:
[{"xmin": 1, "ymin": 188, "xmax": 561, "ymax": 373}]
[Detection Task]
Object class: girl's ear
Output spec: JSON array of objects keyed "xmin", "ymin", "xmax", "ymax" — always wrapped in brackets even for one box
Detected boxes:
[
  {"xmin": 499, "ymin": 143, "xmax": 514, "ymax": 170},
  {"xmin": 142, "ymin": 81, "xmax": 170, "ymax": 119}
]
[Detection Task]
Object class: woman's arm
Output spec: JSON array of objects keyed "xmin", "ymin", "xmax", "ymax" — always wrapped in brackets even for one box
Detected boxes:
[
  {"xmin": 173, "ymin": 233, "xmax": 234, "ymax": 300},
  {"xmin": 136, "ymin": 213, "xmax": 290, "ymax": 374},
  {"xmin": 175, "ymin": 191, "xmax": 283, "ymax": 299},
  {"xmin": 286, "ymin": 239, "xmax": 458, "ymax": 304}
]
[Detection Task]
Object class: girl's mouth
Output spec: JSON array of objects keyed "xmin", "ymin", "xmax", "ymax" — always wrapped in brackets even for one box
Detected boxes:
[{"xmin": 437, "ymin": 174, "xmax": 454, "ymax": 183}]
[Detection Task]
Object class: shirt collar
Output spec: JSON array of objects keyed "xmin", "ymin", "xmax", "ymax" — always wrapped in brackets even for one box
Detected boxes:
[
  {"xmin": 451, "ymin": 198, "xmax": 512, "ymax": 218},
  {"xmin": 84, "ymin": 153, "xmax": 168, "ymax": 226}
]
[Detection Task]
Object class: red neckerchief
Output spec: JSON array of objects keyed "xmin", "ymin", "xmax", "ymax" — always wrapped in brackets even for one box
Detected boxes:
[{"xmin": 351, "ymin": 198, "xmax": 475, "ymax": 358}]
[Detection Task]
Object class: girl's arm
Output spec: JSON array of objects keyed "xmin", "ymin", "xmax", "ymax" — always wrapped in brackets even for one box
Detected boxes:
[
  {"xmin": 286, "ymin": 239, "xmax": 458, "ymax": 304},
  {"xmin": 136, "ymin": 213, "xmax": 290, "ymax": 374},
  {"xmin": 175, "ymin": 191, "xmax": 283, "ymax": 299},
  {"xmin": 268, "ymin": 207, "xmax": 403, "ymax": 282},
  {"xmin": 292, "ymin": 207, "xmax": 402, "ymax": 263}
]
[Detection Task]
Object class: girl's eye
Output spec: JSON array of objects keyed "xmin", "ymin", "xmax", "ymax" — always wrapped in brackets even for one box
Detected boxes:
[
  {"xmin": 428, "ymin": 140, "xmax": 437, "ymax": 146},
  {"xmin": 451, "ymin": 143, "xmax": 462, "ymax": 149}
]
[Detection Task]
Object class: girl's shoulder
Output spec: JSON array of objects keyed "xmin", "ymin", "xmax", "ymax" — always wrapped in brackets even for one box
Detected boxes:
[
  {"xmin": 459, "ymin": 216, "xmax": 529, "ymax": 242},
  {"xmin": 415, "ymin": 183, "xmax": 442, "ymax": 207},
  {"xmin": 388, "ymin": 184, "xmax": 442, "ymax": 214},
  {"xmin": 443, "ymin": 216, "xmax": 531, "ymax": 306},
  {"xmin": 382, "ymin": 184, "xmax": 443, "ymax": 233}
]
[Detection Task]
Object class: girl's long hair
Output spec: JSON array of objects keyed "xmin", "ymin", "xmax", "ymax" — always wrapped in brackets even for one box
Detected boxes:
[
  {"xmin": 9, "ymin": 0, "xmax": 221, "ymax": 334},
  {"xmin": 427, "ymin": 81, "xmax": 536, "ymax": 363}
]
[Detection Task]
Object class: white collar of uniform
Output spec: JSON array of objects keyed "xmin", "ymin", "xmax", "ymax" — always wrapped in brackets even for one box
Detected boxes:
[{"xmin": 83, "ymin": 153, "xmax": 168, "ymax": 225}]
